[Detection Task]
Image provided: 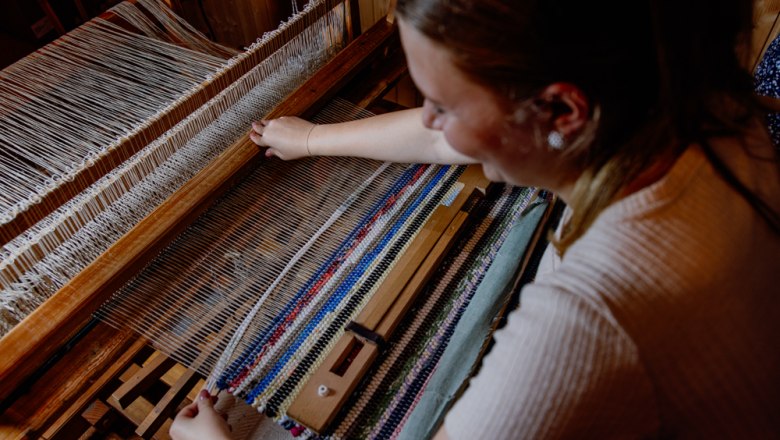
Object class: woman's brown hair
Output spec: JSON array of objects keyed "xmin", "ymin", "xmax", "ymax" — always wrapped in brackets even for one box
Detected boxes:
[{"xmin": 396, "ymin": 0, "xmax": 780, "ymax": 253}]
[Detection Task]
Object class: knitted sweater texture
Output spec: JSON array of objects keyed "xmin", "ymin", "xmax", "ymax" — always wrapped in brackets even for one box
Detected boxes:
[{"xmin": 445, "ymin": 139, "xmax": 780, "ymax": 438}]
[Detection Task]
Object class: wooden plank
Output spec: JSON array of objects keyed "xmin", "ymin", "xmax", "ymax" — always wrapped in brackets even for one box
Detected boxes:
[
  {"xmin": 135, "ymin": 368, "xmax": 200, "ymax": 438},
  {"xmin": 0, "ymin": 16, "xmax": 397, "ymax": 406},
  {"xmin": 81, "ymin": 400, "xmax": 111, "ymax": 427},
  {"xmin": 76, "ymin": 427, "xmax": 97, "ymax": 440},
  {"xmin": 0, "ymin": 426, "xmax": 30, "ymax": 439},
  {"xmin": 107, "ymin": 396, "xmax": 151, "ymax": 428},
  {"xmin": 111, "ymin": 353, "xmax": 176, "ymax": 409},
  {"xmin": 39, "ymin": 336, "xmax": 147, "ymax": 440},
  {"xmin": 0, "ymin": 323, "xmax": 140, "ymax": 440}
]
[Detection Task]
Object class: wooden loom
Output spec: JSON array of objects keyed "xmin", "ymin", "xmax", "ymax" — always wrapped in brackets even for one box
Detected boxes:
[{"xmin": 0, "ymin": 1, "xmax": 555, "ymax": 438}]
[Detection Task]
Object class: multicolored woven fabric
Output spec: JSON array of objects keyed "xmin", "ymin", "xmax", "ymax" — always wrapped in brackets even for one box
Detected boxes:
[
  {"xmin": 214, "ymin": 162, "xmax": 543, "ymax": 439},
  {"xmin": 216, "ymin": 164, "xmax": 464, "ymax": 414},
  {"xmin": 324, "ymin": 185, "xmax": 538, "ymax": 440}
]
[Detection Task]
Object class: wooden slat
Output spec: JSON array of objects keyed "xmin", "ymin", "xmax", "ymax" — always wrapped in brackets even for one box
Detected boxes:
[
  {"xmin": 0, "ymin": 17, "xmax": 397, "ymax": 405},
  {"xmin": 80, "ymin": 400, "xmax": 112, "ymax": 429},
  {"xmin": 38, "ymin": 337, "xmax": 147, "ymax": 440},
  {"xmin": 106, "ymin": 396, "xmax": 152, "ymax": 429},
  {"xmin": 135, "ymin": 368, "xmax": 200, "ymax": 438},
  {"xmin": 0, "ymin": 324, "xmax": 140, "ymax": 440},
  {"xmin": 111, "ymin": 353, "xmax": 176, "ymax": 409}
]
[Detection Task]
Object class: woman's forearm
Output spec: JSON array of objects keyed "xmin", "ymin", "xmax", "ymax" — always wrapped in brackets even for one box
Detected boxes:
[
  {"xmin": 309, "ymin": 108, "xmax": 476, "ymax": 164},
  {"xmin": 251, "ymin": 108, "xmax": 476, "ymax": 164}
]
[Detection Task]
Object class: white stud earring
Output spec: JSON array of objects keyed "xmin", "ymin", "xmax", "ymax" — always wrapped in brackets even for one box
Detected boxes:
[{"xmin": 547, "ymin": 131, "xmax": 564, "ymax": 150}]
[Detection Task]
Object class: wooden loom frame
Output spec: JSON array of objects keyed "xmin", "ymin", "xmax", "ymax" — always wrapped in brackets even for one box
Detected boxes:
[
  {"xmin": 0, "ymin": 0, "xmax": 359, "ymax": 246},
  {"xmin": 1, "ymin": 2, "xmax": 552, "ymax": 437},
  {"xmin": 0, "ymin": 0, "xmax": 386, "ymax": 411},
  {"xmin": 0, "ymin": 2, "xmax": 502, "ymax": 434}
]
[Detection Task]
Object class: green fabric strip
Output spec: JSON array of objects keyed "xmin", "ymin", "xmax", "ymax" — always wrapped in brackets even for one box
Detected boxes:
[{"xmin": 397, "ymin": 200, "xmax": 549, "ymax": 440}]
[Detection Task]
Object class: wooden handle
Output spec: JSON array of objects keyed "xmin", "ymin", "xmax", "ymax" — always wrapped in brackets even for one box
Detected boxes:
[{"xmin": 286, "ymin": 333, "xmax": 379, "ymax": 433}]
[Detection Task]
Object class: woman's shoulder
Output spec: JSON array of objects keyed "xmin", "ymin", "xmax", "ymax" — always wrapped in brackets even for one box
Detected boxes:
[
  {"xmin": 536, "ymin": 134, "xmax": 780, "ymax": 357},
  {"xmin": 537, "ymin": 135, "xmax": 780, "ymax": 324},
  {"xmin": 609, "ymin": 128, "xmax": 779, "ymax": 220}
]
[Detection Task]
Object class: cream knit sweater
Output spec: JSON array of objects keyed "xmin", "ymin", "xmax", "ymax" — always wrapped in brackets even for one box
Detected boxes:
[{"xmin": 445, "ymin": 138, "xmax": 780, "ymax": 438}]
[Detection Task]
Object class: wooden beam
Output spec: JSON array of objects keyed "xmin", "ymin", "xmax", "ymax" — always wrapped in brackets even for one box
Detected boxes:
[
  {"xmin": 111, "ymin": 353, "xmax": 176, "ymax": 409},
  {"xmin": 23, "ymin": 330, "xmax": 144, "ymax": 440}
]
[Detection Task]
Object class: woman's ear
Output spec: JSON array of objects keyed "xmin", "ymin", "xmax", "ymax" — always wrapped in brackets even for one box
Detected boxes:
[{"xmin": 538, "ymin": 83, "xmax": 589, "ymax": 137}]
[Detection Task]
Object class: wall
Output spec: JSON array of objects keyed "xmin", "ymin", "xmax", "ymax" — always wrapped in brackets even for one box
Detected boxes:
[{"xmin": 753, "ymin": 0, "xmax": 780, "ymax": 70}]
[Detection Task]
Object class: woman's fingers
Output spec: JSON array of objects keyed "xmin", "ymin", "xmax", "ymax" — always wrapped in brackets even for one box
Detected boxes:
[
  {"xmin": 249, "ymin": 130, "xmax": 264, "ymax": 146},
  {"xmin": 248, "ymin": 116, "xmax": 313, "ymax": 160}
]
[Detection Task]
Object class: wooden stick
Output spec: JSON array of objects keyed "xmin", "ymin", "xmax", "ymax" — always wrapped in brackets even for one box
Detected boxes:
[
  {"xmin": 111, "ymin": 352, "xmax": 176, "ymax": 409},
  {"xmin": 135, "ymin": 368, "xmax": 200, "ymax": 438}
]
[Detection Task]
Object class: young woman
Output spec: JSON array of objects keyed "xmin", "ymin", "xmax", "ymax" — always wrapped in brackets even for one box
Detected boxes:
[{"xmin": 172, "ymin": 0, "xmax": 780, "ymax": 438}]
